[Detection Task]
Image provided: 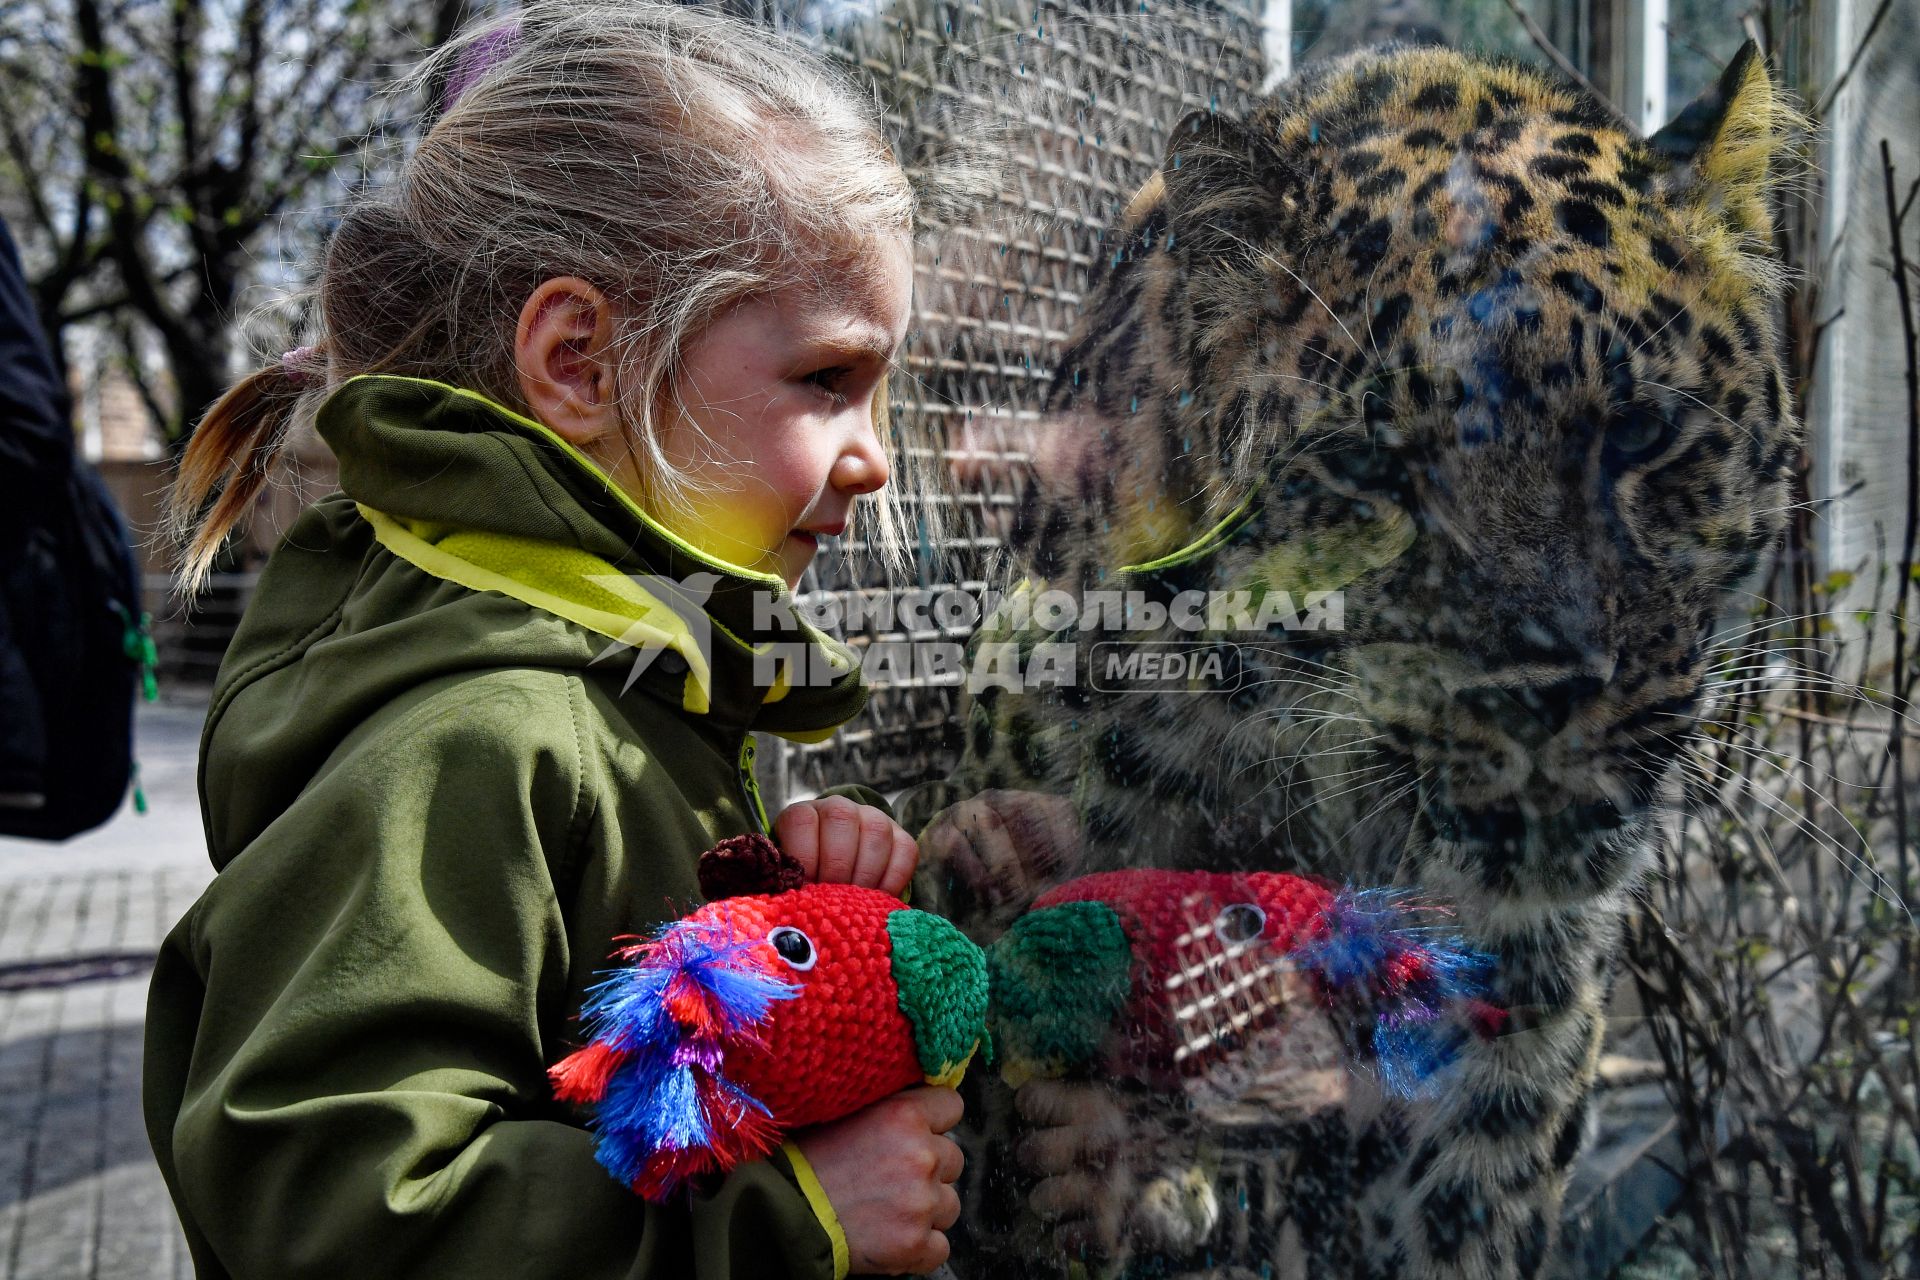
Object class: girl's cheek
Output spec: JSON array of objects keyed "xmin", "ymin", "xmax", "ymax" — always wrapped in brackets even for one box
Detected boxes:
[{"xmin": 762, "ymin": 425, "xmax": 836, "ymax": 494}]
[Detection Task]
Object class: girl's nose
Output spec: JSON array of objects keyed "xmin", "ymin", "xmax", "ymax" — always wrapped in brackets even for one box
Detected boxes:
[{"xmin": 833, "ymin": 410, "xmax": 890, "ymax": 496}]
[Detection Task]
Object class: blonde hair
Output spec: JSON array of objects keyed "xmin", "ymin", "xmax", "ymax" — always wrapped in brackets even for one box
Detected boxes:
[{"xmin": 170, "ymin": 0, "xmax": 919, "ymax": 595}]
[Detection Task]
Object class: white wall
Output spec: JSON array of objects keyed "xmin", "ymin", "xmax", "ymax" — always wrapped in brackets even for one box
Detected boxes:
[{"xmin": 1808, "ymin": 0, "xmax": 1920, "ymax": 651}]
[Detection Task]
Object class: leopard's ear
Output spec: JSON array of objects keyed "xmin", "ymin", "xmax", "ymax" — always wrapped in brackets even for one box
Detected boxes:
[
  {"xmin": 697, "ymin": 834, "xmax": 807, "ymax": 900},
  {"xmin": 1645, "ymin": 40, "xmax": 1798, "ymax": 247},
  {"xmin": 1159, "ymin": 109, "xmax": 1299, "ymax": 266}
]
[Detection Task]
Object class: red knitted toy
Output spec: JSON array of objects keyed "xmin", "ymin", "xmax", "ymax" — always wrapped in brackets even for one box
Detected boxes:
[
  {"xmin": 986, "ymin": 869, "xmax": 1494, "ymax": 1097},
  {"xmin": 549, "ymin": 835, "xmax": 989, "ymax": 1201}
]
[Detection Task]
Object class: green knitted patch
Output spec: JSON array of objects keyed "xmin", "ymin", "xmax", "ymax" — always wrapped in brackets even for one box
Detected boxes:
[
  {"xmin": 986, "ymin": 901, "xmax": 1132, "ymax": 1078},
  {"xmin": 887, "ymin": 908, "xmax": 991, "ymax": 1081}
]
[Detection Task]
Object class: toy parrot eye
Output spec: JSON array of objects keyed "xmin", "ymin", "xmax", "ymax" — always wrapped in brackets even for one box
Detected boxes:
[
  {"xmin": 767, "ymin": 926, "xmax": 817, "ymax": 970},
  {"xmin": 1214, "ymin": 903, "xmax": 1267, "ymax": 945}
]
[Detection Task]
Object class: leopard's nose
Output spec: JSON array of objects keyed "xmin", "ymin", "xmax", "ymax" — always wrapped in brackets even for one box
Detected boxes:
[{"xmin": 1454, "ymin": 673, "xmax": 1604, "ymax": 744}]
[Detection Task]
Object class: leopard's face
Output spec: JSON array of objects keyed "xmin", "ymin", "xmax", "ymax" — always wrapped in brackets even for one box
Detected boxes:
[{"xmin": 1031, "ymin": 44, "xmax": 1799, "ymax": 898}]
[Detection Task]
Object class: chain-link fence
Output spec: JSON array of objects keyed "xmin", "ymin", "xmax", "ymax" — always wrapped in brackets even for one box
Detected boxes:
[{"xmin": 777, "ymin": 0, "xmax": 1270, "ymax": 799}]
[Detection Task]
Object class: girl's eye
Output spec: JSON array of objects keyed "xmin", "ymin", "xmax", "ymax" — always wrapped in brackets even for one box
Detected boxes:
[
  {"xmin": 803, "ymin": 366, "xmax": 855, "ymax": 400},
  {"xmin": 768, "ymin": 926, "xmax": 816, "ymax": 970},
  {"xmin": 1214, "ymin": 903, "xmax": 1267, "ymax": 945}
]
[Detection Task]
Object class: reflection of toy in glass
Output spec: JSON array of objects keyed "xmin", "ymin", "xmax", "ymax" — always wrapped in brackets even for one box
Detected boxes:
[
  {"xmin": 986, "ymin": 870, "xmax": 1495, "ymax": 1098},
  {"xmin": 549, "ymin": 834, "xmax": 989, "ymax": 1201}
]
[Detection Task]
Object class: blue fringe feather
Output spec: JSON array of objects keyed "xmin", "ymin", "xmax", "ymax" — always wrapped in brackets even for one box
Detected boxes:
[
  {"xmin": 573, "ymin": 913, "xmax": 798, "ymax": 1186},
  {"xmin": 1293, "ymin": 887, "xmax": 1492, "ymax": 1099}
]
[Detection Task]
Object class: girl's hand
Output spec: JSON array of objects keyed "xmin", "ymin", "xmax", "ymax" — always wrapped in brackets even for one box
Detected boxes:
[
  {"xmin": 792, "ymin": 1086, "xmax": 965, "ymax": 1276},
  {"xmin": 773, "ymin": 797, "xmax": 917, "ymax": 897},
  {"xmin": 914, "ymin": 789, "xmax": 1085, "ymax": 937},
  {"xmin": 1015, "ymin": 1079, "xmax": 1218, "ymax": 1263}
]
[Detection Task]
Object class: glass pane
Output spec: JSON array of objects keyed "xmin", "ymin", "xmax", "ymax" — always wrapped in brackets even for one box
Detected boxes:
[{"xmin": 777, "ymin": 4, "xmax": 1910, "ymax": 1277}]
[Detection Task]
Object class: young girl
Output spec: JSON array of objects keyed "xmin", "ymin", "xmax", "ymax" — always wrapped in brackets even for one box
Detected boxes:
[{"xmin": 144, "ymin": 5, "xmax": 962, "ymax": 1276}]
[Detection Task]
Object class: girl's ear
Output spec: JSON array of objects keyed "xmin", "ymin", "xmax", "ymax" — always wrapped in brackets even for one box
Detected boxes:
[
  {"xmin": 698, "ymin": 834, "xmax": 809, "ymax": 900},
  {"xmin": 514, "ymin": 276, "xmax": 622, "ymax": 445}
]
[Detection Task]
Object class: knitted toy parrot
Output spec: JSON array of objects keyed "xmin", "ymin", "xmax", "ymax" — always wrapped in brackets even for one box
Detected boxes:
[
  {"xmin": 985, "ymin": 869, "xmax": 1494, "ymax": 1099},
  {"xmin": 549, "ymin": 833, "xmax": 989, "ymax": 1201}
]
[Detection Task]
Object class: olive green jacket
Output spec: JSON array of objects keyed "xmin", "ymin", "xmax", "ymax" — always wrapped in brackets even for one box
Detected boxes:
[{"xmin": 144, "ymin": 376, "xmax": 872, "ymax": 1280}]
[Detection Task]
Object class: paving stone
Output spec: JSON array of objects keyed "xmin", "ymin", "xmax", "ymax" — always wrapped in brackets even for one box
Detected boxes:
[
  {"xmin": 0, "ymin": 989, "xmax": 58, "ymax": 1049},
  {"xmin": 39, "ymin": 881, "xmax": 87, "ymax": 963},
  {"xmin": 92, "ymin": 1164, "xmax": 188, "ymax": 1280},
  {"xmin": 0, "ymin": 888, "xmax": 25, "ymax": 967},
  {"xmin": 0, "ymin": 885, "xmax": 50, "ymax": 967},
  {"xmin": 0, "ymin": 700, "xmax": 206, "ymax": 1280},
  {"xmin": 0, "ymin": 1096, "xmax": 29, "ymax": 1215},
  {"xmin": 0, "ymin": 977, "xmax": 180, "ymax": 1280},
  {"xmin": 92, "ymin": 875, "xmax": 131, "ymax": 955},
  {"xmin": 3, "ymin": 1179, "xmax": 95, "ymax": 1280}
]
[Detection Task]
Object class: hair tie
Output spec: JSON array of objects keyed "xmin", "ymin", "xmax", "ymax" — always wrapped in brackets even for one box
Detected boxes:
[{"xmin": 279, "ymin": 345, "xmax": 321, "ymax": 388}]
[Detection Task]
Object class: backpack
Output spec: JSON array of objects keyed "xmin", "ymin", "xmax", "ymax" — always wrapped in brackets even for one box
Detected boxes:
[{"xmin": 0, "ymin": 217, "xmax": 155, "ymax": 841}]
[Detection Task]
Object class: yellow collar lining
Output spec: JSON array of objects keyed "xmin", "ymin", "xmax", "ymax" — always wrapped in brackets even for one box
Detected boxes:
[{"xmin": 357, "ymin": 504, "xmax": 717, "ymax": 715}]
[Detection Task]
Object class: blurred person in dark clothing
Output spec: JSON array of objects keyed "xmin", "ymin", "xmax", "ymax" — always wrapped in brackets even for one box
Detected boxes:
[{"xmin": 0, "ymin": 213, "xmax": 148, "ymax": 839}]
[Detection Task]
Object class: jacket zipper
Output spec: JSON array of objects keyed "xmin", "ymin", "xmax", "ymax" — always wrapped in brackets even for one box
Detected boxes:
[{"xmin": 738, "ymin": 735, "xmax": 770, "ymax": 833}]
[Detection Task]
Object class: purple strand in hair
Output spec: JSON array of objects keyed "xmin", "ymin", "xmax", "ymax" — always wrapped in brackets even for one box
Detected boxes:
[{"xmin": 443, "ymin": 23, "xmax": 523, "ymax": 112}]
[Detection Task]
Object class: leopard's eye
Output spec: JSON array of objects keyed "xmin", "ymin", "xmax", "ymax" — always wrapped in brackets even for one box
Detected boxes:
[
  {"xmin": 1214, "ymin": 903, "xmax": 1267, "ymax": 945},
  {"xmin": 1317, "ymin": 443, "xmax": 1412, "ymax": 502},
  {"xmin": 1605, "ymin": 406, "xmax": 1681, "ymax": 470},
  {"xmin": 768, "ymin": 926, "xmax": 817, "ymax": 970}
]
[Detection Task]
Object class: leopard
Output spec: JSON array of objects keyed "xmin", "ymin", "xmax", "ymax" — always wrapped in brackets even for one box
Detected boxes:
[{"xmin": 904, "ymin": 39, "xmax": 1802, "ymax": 1280}]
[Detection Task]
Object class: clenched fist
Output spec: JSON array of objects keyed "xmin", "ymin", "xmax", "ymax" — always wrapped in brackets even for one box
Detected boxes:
[
  {"xmin": 774, "ymin": 796, "xmax": 917, "ymax": 897},
  {"xmin": 1015, "ymin": 1079, "xmax": 1218, "ymax": 1264},
  {"xmin": 793, "ymin": 1086, "xmax": 966, "ymax": 1275}
]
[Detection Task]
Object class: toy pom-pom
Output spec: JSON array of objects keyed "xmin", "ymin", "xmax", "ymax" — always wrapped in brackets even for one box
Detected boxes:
[
  {"xmin": 1374, "ymin": 1014, "xmax": 1473, "ymax": 1101},
  {"xmin": 550, "ymin": 914, "xmax": 798, "ymax": 1199},
  {"xmin": 698, "ymin": 833, "xmax": 806, "ymax": 900},
  {"xmin": 1295, "ymin": 888, "xmax": 1492, "ymax": 1099}
]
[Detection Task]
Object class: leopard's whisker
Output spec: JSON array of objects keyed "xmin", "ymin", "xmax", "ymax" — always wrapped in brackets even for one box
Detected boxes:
[
  {"xmin": 1682, "ymin": 746, "xmax": 1908, "ymax": 912},
  {"xmin": 1228, "ymin": 675, "xmax": 1364, "ymax": 704},
  {"xmin": 1232, "ymin": 718, "xmax": 1381, "ymax": 782},
  {"xmin": 1635, "ymin": 378, "xmax": 1752, "ymax": 441},
  {"xmin": 1705, "ymin": 608, "xmax": 1834, "ymax": 642},
  {"xmin": 1656, "ymin": 713, "xmax": 1878, "ymax": 791},
  {"xmin": 1290, "ymin": 762, "xmax": 1404, "ymax": 809},
  {"xmin": 1686, "ymin": 730, "xmax": 1876, "ymax": 810},
  {"xmin": 1248, "ymin": 241, "xmax": 1366, "ymax": 360},
  {"xmin": 1339, "ymin": 777, "xmax": 1421, "ymax": 849}
]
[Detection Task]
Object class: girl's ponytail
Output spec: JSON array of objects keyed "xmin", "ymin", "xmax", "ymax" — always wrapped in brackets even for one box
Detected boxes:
[{"xmin": 167, "ymin": 352, "xmax": 318, "ymax": 598}]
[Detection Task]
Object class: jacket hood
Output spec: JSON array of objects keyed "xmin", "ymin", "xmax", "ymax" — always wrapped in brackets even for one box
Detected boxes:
[
  {"xmin": 318, "ymin": 375, "xmax": 865, "ymax": 733},
  {"xmin": 196, "ymin": 376, "xmax": 866, "ymax": 867}
]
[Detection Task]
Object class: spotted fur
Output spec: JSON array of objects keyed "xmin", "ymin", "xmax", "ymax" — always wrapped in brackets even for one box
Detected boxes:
[{"xmin": 912, "ymin": 41, "xmax": 1800, "ymax": 1280}]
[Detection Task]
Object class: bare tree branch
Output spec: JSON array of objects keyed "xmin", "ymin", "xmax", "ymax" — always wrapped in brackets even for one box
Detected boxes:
[
  {"xmin": 110, "ymin": 313, "xmax": 173, "ymax": 430},
  {"xmin": 1499, "ymin": 0, "xmax": 1609, "ymax": 111},
  {"xmin": 1815, "ymin": 0, "xmax": 1897, "ymax": 118},
  {"xmin": 8, "ymin": 0, "xmax": 456, "ymax": 441}
]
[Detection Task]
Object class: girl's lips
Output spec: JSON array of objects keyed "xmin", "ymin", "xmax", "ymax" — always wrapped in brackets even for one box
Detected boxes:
[{"xmin": 793, "ymin": 523, "xmax": 846, "ymax": 543}]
